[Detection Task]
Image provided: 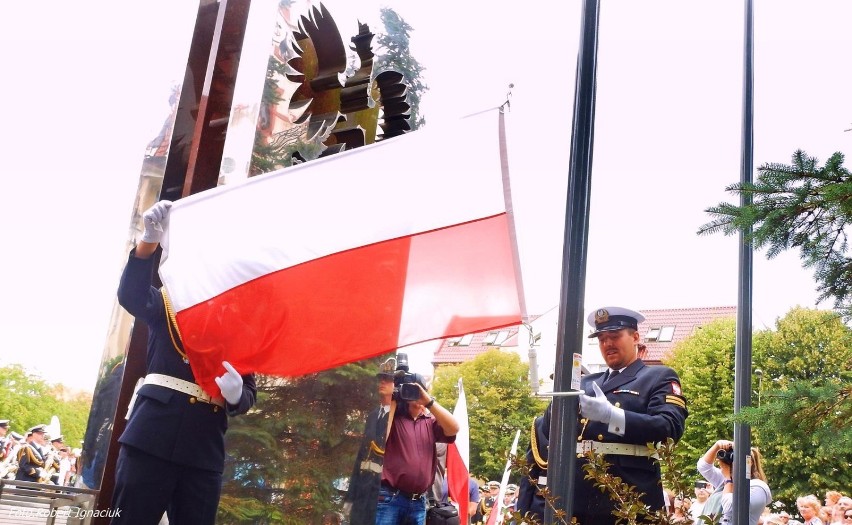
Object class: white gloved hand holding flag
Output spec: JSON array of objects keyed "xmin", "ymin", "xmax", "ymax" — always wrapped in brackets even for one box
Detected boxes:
[
  {"xmin": 141, "ymin": 200, "xmax": 172, "ymax": 244},
  {"xmin": 214, "ymin": 361, "xmax": 243, "ymax": 405}
]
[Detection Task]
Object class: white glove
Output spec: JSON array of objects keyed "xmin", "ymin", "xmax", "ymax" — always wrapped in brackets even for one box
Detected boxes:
[
  {"xmin": 214, "ymin": 361, "xmax": 244, "ymax": 405},
  {"xmin": 580, "ymin": 382, "xmax": 615, "ymax": 424},
  {"xmin": 141, "ymin": 200, "xmax": 173, "ymax": 244}
]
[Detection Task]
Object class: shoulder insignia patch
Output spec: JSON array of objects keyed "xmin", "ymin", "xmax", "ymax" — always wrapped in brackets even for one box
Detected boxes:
[
  {"xmin": 671, "ymin": 381, "xmax": 682, "ymax": 396},
  {"xmin": 665, "ymin": 395, "xmax": 686, "ymax": 410}
]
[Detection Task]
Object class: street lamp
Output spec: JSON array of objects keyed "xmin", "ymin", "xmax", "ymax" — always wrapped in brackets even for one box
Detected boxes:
[{"xmin": 754, "ymin": 369, "xmax": 764, "ymax": 407}]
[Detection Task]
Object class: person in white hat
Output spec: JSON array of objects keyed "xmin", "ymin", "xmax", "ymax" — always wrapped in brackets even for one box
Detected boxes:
[{"xmin": 522, "ymin": 306, "xmax": 688, "ymax": 525}]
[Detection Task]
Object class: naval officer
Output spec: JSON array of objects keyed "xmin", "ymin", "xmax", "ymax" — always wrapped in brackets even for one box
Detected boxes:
[{"xmin": 110, "ymin": 200, "xmax": 257, "ymax": 525}]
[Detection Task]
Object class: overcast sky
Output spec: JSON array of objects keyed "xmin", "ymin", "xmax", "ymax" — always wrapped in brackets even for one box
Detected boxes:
[{"xmin": 1, "ymin": 1, "xmax": 848, "ymax": 391}]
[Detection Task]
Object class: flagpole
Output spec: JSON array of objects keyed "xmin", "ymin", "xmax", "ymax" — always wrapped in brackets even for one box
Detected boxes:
[
  {"xmin": 546, "ymin": 0, "xmax": 600, "ymax": 523},
  {"xmin": 733, "ymin": 0, "xmax": 754, "ymax": 523}
]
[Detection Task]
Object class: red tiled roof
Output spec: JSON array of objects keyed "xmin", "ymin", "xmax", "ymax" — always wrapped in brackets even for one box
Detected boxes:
[
  {"xmin": 432, "ymin": 315, "xmax": 542, "ymax": 365},
  {"xmin": 431, "ymin": 307, "xmax": 737, "ymax": 366},
  {"xmin": 432, "ymin": 326, "xmax": 520, "ymax": 364},
  {"xmin": 638, "ymin": 306, "xmax": 737, "ymax": 362}
]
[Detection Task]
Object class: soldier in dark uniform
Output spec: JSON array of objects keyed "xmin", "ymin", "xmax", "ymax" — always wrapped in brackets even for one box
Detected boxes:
[
  {"xmin": 523, "ymin": 307, "xmax": 688, "ymax": 525},
  {"xmin": 15, "ymin": 424, "xmax": 52, "ymax": 483},
  {"xmin": 0, "ymin": 420, "xmax": 8, "ymax": 451},
  {"xmin": 110, "ymin": 200, "xmax": 257, "ymax": 525},
  {"xmin": 343, "ymin": 359, "xmax": 394, "ymax": 525},
  {"xmin": 477, "ymin": 481, "xmax": 500, "ymax": 523},
  {"xmin": 515, "ymin": 403, "xmax": 551, "ymax": 522},
  {"xmin": 572, "ymin": 306, "xmax": 688, "ymax": 525}
]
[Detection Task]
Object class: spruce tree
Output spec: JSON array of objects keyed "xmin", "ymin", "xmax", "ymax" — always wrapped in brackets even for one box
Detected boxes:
[
  {"xmin": 699, "ymin": 150, "xmax": 852, "ymax": 318},
  {"xmin": 374, "ymin": 8, "xmax": 428, "ymax": 130}
]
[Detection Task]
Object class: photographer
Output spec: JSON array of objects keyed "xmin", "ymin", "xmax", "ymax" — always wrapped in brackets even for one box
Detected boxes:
[
  {"xmin": 697, "ymin": 440, "xmax": 771, "ymax": 525},
  {"xmin": 376, "ymin": 357, "xmax": 459, "ymax": 525}
]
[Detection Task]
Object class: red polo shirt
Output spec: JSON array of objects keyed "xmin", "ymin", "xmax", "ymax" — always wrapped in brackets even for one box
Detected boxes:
[{"xmin": 381, "ymin": 410, "xmax": 455, "ymax": 494}]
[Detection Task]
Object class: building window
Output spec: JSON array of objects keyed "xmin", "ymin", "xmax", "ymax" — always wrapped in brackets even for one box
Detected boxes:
[
  {"xmin": 483, "ymin": 332, "xmax": 498, "ymax": 344},
  {"xmin": 493, "ymin": 330, "xmax": 510, "ymax": 345},
  {"xmin": 458, "ymin": 334, "xmax": 474, "ymax": 346},
  {"xmin": 658, "ymin": 326, "xmax": 675, "ymax": 342},
  {"xmin": 646, "ymin": 327, "xmax": 661, "ymax": 342}
]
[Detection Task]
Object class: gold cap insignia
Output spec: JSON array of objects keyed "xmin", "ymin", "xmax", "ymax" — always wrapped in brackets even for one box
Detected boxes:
[{"xmin": 594, "ymin": 309, "xmax": 610, "ymax": 324}]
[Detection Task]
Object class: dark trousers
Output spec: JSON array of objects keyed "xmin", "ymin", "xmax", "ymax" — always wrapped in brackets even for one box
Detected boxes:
[{"xmin": 110, "ymin": 444, "xmax": 222, "ymax": 525}]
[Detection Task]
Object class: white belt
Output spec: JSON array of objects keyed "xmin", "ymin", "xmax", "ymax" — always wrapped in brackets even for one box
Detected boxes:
[
  {"xmin": 145, "ymin": 374, "xmax": 225, "ymax": 407},
  {"xmin": 360, "ymin": 460, "xmax": 382, "ymax": 474},
  {"xmin": 576, "ymin": 440, "xmax": 658, "ymax": 457}
]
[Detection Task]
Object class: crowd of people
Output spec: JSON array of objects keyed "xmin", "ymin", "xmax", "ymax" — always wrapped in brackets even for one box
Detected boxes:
[
  {"xmin": 0, "ymin": 419, "xmax": 80, "ymax": 486},
  {"xmin": 663, "ymin": 487, "xmax": 851, "ymax": 525}
]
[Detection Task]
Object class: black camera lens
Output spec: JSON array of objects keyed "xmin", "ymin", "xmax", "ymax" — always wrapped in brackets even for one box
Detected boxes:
[
  {"xmin": 399, "ymin": 383, "xmax": 421, "ymax": 401},
  {"xmin": 716, "ymin": 448, "xmax": 734, "ymax": 465}
]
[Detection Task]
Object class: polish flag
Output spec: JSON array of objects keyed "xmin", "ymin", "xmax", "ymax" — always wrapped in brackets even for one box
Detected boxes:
[
  {"xmin": 446, "ymin": 378, "xmax": 470, "ymax": 519},
  {"xmin": 158, "ymin": 107, "xmax": 526, "ymax": 395}
]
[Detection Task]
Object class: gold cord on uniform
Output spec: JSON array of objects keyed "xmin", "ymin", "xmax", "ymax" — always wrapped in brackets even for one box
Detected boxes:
[
  {"xmin": 369, "ymin": 440, "xmax": 385, "ymax": 457},
  {"xmin": 530, "ymin": 418, "xmax": 547, "ymax": 469},
  {"xmin": 161, "ymin": 288, "xmax": 189, "ymax": 364}
]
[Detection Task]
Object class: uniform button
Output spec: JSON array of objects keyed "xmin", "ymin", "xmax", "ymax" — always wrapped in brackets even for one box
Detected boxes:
[
  {"xmin": 597, "ymin": 434, "xmax": 604, "ymax": 441},
  {"xmin": 577, "ymin": 453, "xmax": 583, "ymax": 459},
  {"xmin": 189, "ymin": 397, "xmax": 197, "ymax": 404},
  {"xmin": 214, "ymin": 406, "xmax": 219, "ymax": 413},
  {"xmin": 615, "ymin": 427, "xmax": 621, "ymax": 432},
  {"xmin": 614, "ymin": 402, "xmax": 621, "ymax": 408},
  {"xmin": 580, "ymin": 418, "xmax": 588, "ymax": 424}
]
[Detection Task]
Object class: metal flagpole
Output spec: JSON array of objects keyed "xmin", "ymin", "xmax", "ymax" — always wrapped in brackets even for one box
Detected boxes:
[
  {"xmin": 733, "ymin": 0, "xmax": 755, "ymax": 523},
  {"xmin": 545, "ymin": 0, "xmax": 601, "ymax": 523}
]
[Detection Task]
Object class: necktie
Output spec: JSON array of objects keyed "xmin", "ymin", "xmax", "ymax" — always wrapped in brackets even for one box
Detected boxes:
[
  {"xmin": 376, "ymin": 407, "xmax": 387, "ymax": 436},
  {"xmin": 608, "ymin": 370, "xmax": 620, "ymax": 381}
]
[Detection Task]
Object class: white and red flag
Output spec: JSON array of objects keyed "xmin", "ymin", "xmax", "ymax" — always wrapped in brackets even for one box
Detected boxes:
[
  {"xmin": 158, "ymin": 107, "xmax": 525, "ymax": 395},
  {"xmin": 446, "ymin": 378, "xmax": 470, "ymax": 517}
]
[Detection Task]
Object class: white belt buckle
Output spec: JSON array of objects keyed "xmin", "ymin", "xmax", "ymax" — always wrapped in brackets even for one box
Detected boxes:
[{"xmin": 579, "ymin": 440, "xmax": 594, "ymax": 454}]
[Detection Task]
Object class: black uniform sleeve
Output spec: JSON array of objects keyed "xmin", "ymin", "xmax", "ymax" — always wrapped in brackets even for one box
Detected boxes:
[
  {"xmin": 226, "ymin": 373, "xmax": 258, "ymax": 416},
  {"xmin": 622, "ymin": 366, "xmax": 688, "ymax": 443},
  {"xmin": 117, "ymin": 249, "xmax": 164, "ymax": 325}
]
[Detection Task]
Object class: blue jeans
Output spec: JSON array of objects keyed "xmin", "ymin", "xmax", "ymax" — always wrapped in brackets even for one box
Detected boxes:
[{"xmin": 374, "ymin": 485, "xmax": 426, "ymax": 525}]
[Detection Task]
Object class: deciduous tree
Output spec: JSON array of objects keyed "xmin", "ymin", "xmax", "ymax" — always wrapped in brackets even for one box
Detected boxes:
[{"xmin": 431, "ymin": 349, "xmax": 547, "ymax": 481}]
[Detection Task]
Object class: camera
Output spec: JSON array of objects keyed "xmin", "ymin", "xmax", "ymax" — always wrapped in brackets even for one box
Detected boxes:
[
  {"xmin": 393, "ymin": 353, "xmax": 423, "ymax": 402},
  {"xmin": 716, "ymin": 447, "xmax": 735, "ymax": 465}
]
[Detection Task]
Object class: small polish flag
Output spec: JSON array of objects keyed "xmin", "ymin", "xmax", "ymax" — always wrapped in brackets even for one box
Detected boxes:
[{"xmin": 447, "ymin": 378, "xmax": 470, "ymax": 518}]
